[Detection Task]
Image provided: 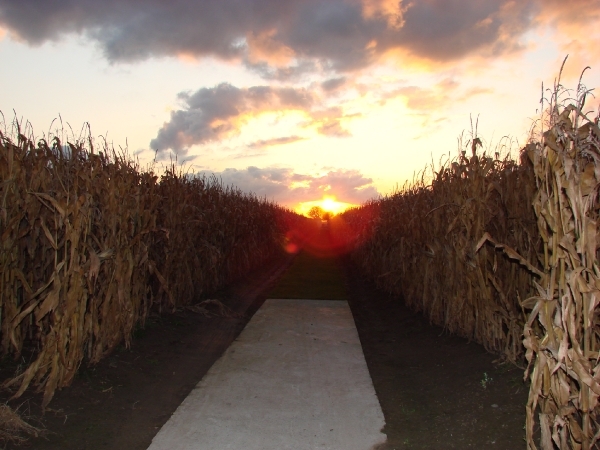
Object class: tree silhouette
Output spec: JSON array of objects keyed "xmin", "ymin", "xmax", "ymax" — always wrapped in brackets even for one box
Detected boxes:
[
  {"xmin": 308, "ymin": 206, "xmax": 324, "ymax": 220},
  {"xmin": 308, "ymin": 206, "xmax": 334, "ymax": 222}
]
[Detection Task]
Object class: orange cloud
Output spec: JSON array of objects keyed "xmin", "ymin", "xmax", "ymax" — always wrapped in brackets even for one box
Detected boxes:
[
  {"xmin": 246, "ymin": 29, "xmax": 296, "ymax": 66},
  {"xmin": 176, "ymin": 52, "xmax": 201, "ymax": 65},
  {"xmin": 536, "ymin": 0, "xmax": 600, "ymax": 30},
  {"xmin": 305, "ymin": 107, "xmax": 353, "ymax": 137},
  {"xmin": 361, "ymin": 0, "xmax": 412, "ymax": 29},
  {"xmin": 381, "ymin": 76, "xmax": 492, "ymax": 112},
  {"xmin": 381, "ymin": 78, "xmax": 453, "ymax": 110},
  {"xmin": 247, "ymin": 135, "xmax": 306, "ymax": 149},
  {"xmin": 534, "ymin": 0, "xmax": 600, "ymax": 80}
]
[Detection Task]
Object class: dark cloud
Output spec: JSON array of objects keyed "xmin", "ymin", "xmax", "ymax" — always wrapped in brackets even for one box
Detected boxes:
[
  {"xmin": 197, "ymin": 166, "xmax": 378, "ymax": 205},
  {"xmin": 0, "ymin": 0, "xmax": 543, "ymax": 71},
  {"xmin": 378, "ymin": 0, "xmax": 536, "ymax": 61},
  {"xmin": 149, "ymin": 83, "xmax": 315, "ymax": 153},
  {"xmin": 279, "ymin": 2, "xmax": 379, "ymax": 70}
]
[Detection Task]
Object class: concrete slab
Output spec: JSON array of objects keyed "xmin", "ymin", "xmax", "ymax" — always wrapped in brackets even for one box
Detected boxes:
[{"xmin": 147, "ymin": 299, "xmax": 387, "ymax": 450}]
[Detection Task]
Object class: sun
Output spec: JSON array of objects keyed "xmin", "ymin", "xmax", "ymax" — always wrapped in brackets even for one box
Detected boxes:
[{"xmin": 320, "ymin": 197, "xmax": 341, "ymax": 214}]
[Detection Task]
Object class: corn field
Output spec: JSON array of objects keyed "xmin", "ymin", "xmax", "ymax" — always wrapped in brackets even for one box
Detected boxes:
[
  {"xmin": 342, "ymin": 67, "xmax": 600, "ymax": 449},
  {"xmin": 0, "ymin": 125, "xmax": 295, "ymax": 410}
]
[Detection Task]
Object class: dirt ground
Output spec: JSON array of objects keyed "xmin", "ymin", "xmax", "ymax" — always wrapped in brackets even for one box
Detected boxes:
[
  {"xmin": 342, "ymin": 258, "xmax": 528, "ymax": 449},
  {"xmin": 1, "ymin": 251, "xmax": 528, "ymax": 449}
]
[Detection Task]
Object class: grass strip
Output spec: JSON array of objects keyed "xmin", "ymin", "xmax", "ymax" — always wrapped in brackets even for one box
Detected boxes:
[{"xmin": 268, "ymin": 251, "xmax": 348, "ymax": 300}]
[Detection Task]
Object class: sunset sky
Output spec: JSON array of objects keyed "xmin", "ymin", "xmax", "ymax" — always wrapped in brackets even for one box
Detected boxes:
[{"xmin": 1, "ymin": 0, "xmax": 599, "ymax": 213}]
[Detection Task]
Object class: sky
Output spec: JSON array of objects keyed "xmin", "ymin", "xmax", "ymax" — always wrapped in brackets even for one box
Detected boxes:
[{"xmin": 1, "ymin": 0, "xmax": 599, "ymax": 214}]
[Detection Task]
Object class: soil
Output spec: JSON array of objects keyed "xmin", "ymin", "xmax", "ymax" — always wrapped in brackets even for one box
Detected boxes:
[
  {"xmin": 343, "ymin": 258, "xmax": 528, "ymax": 449},
  {"xmin": 1, "ymin": 251, "xmax": 528, "ymax": 450}
]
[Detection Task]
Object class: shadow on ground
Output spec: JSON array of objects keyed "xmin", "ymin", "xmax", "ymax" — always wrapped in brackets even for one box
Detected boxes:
[
  {"xmin": 343, "ymin": 258, "xmax": 527, "ymax": 449},
  {"xmin": 2, "ymin": 246, "xmax": 528, "ymax": 449}
]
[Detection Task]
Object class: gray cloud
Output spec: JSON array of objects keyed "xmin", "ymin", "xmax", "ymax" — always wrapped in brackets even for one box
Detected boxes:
[
  {"xmin": 150, "ymin": 83, "xmax": 351, "ymax": 153},
  {"xmin": 198, "ymin": 166, "xmax": 378, "ymax": 205},
  {"xmin": 321, "ymin": 77, "xmax": 347, "ymax": 92},
  {"xmin": 243, "ymin": 60, "xmax": 318, "ymax": 81},
  {"xmin": 378, "ymin": 0, "xmax": 536, "ymax": 61},
  {"xmin": 149, "ymin": 83, "xmax": 315, "ymax": 153},
  {"xmin": 0, "ymin": 0, "xmax": 544, "ymax": 72}
]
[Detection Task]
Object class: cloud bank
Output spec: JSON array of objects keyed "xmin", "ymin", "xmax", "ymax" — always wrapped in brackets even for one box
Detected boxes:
[
  {"xmin": 198, "ymin": 166, "xmax": 379, "ymax": 206},
  {"xmin": 0, "ymin": 0, "xmax": 551, "ymax": 72}
]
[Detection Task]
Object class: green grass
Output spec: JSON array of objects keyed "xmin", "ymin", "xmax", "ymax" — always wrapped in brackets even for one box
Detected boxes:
[{"xmin": 268, "ymin": 251, "xmax": 348, "ymax": 300}]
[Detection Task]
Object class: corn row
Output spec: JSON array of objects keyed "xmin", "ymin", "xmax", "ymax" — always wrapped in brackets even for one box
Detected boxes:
[
  {"xmin": 0, "ymin": 132, "xmax": 292, "ymax": 408},
  {"xmin": 343, "ymin": 145, "xmax": 538, "ymax": 361},
  {"xmin": 342, "ymin": 78, "xmax": 600, "ymax": 447}
]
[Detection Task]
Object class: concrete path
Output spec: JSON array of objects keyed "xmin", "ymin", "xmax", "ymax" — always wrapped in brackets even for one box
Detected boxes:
[{"xmin": 147, "ymin": 299, "xmax": 387, "ymax": 450}]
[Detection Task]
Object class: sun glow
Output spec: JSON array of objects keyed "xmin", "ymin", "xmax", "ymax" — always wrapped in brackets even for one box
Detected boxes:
[
  {"xmin": 296, "ymin": 196, "xmax": 356, "ymax": 217},
  {"xmin": 321, "ymin": 197, "xmax": 338, "ymax": 213}
]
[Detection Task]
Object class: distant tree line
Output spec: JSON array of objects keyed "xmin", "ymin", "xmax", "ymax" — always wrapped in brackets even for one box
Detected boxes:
[{"xmin": 308, "ymin": 206, "xmax": 332, "ymax": 221}]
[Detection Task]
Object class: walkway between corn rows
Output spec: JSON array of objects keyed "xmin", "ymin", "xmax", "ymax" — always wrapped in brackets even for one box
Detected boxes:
[{"xmin": 146, "ymin": 252, "xmax": 387, "ymax": 450}]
